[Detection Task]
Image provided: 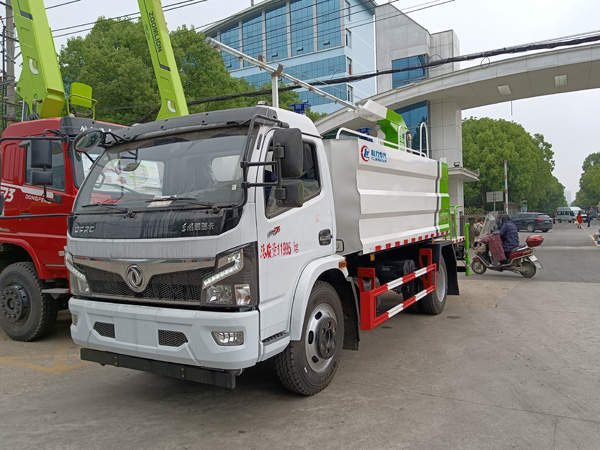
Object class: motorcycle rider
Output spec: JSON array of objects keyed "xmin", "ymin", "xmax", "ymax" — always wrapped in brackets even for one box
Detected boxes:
[{"xmin": 498, "ymin": 214, "xmax": 519, "ymax": 263}]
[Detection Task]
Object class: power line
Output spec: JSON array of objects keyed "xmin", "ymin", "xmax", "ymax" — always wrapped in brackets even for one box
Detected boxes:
[{"xmin": 56, "ymin": 0, "xmax": 450, "ymax": 89}]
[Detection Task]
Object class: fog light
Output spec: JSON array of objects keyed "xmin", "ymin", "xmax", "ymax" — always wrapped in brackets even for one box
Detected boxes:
[
  {"xmin": 235, "ymin": 284, "xmax": 251, "ymax": 306},
  {"xmin": 71, "ymin": 313, "xmax": 79, "ymax": 326},
  {"xmin": 212, "ymin": 331, "xmax": 244, "ymax": 346}
]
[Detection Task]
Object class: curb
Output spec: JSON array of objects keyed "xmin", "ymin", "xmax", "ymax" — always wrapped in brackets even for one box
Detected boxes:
[{"xmin": 582, "ymin": 226, "xmax": 600, "ymax": 247}]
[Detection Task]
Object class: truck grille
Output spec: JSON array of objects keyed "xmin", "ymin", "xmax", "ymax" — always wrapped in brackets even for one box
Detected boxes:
[
  {"xmin": 93, "ymin": 322, "xmax": 115, "ymax": 338},
  {"xmin": 78, "ymin": 266, "xmax": 210, "ymax": 303},
  {"xmin": 158, "ymin": 330, "xmax": 188, "ymax": 347}
]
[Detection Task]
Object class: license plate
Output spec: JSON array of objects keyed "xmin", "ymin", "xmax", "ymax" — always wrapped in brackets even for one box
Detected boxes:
[{"xmin": 528, "ymin": 255, "xmax": 542, "ymax": 269}]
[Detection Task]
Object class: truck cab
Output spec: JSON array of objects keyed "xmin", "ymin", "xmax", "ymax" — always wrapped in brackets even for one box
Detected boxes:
[
  {"xmin": 0, "ymin": 117, "xmax": 121, "ymax": 341},
  {"xmin": 67, "ymin": 106, "xmax": 458, "ymax": 394}
]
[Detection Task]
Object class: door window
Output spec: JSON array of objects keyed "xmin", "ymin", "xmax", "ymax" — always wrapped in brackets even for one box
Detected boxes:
[
  {"xmin": 25, "ymin": 141, "xmax": 66, "ymax": 191},
  {"xmin": 264, "ymin": 141, "xmax": 320, "ymax": 218}
]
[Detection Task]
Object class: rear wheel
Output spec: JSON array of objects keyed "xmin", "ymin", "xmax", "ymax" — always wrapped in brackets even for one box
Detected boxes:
[
  {"xmin": 519, "ymin": 261, "xmax": 536, "ymax": 278},
  {"xmin": 420, "ymin": 258, "xmax": 448, "ymax": 315},
  {"xmin": 275, "ymin": 281, "xmax": 344, "ymax": 395},
  {"xmin": 0, "ymin": 262, "xmax": 57, "ymax": 341},
  {"xmin": 526, "ymin": 223, "xmax": 535, "ymax": 232},
  {"xmin": 471, "ymin": 259, "xmax": 486, "ymax": 275}
]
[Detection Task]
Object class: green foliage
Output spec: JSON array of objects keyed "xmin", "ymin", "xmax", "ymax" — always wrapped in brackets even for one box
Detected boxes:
[
  {"xmin": 58, "ymin": 19, "xmax": 303, "ymax": 125},
  {"xmin": 306, "ymin": 109, "xmax": 327, "ymax": 122},
  {"xmin": 573, "ymin": 152, "xmax": 600, "ymax": 209},
  {"xmin": 462, "ymin": 117, "xmax": 566, "ymax": 214},
  {"xmin": 465, "ymin": 206, "xmax": 486, "ymax": 215}
]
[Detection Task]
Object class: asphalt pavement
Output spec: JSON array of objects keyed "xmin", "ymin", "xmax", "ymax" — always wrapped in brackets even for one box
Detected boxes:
[{"xmin": 1, "ymin": 221, "xmax": 599, "ymax": 450}]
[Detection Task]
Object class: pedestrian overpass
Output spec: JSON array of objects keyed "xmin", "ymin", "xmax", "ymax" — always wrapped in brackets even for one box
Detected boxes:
[{"xmin": 315, "ymin": 42, "xmax": 600, "ymax": 208}]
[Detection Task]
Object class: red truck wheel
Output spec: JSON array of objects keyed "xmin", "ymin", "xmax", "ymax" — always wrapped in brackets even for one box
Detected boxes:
[{"xmin": 0, "ymin": 262, "xmax": 58, "ymax": 341}]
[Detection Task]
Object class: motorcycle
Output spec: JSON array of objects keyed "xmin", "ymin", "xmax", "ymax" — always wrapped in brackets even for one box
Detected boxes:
[{"xmin": 471, "ymin": 214, "xmax": 543, "ymax": 278}]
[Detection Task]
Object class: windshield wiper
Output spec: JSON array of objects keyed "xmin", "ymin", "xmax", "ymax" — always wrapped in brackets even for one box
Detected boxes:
[
  {"xmin": 80, "ymin": 202, "xmax": 130, "ymax": 213},
  {"xmin": 146, "ymin": 196, "xmax": 222, "ymax": 213}
]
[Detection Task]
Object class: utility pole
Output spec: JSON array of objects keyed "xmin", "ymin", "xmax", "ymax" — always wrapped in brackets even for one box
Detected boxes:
[{"xmin": 5, "ymin": 0, "xmax": 16, "ymax": 125}]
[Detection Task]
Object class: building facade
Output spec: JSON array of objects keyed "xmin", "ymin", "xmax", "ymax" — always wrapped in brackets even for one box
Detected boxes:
[
  {"xmin": 205, "ymin": 0, "xmax": 461, "ymax": 155},
  {"xmin": 205, "ymin": 0, "xmax": 377, "ymax": 114}
]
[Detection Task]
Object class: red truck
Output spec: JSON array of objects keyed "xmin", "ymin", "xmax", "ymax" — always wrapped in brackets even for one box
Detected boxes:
[{"xmin": 0, "ymin": 117, "xmax": 121, "ymax": 341}]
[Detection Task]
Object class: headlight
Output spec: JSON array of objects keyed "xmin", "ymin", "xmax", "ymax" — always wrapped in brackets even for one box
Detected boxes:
[
  {"xmin": 64, "ymin": 250, "xmax": 90, "ymax": 295},
  {"xmin": 201, "ymin": 244, "xmax": 258, "ymax": 308}
]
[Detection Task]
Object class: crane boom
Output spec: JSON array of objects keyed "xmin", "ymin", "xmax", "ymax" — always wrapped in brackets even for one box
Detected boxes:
[
  {"xmin": 13, "ymin": 0, "xmax": 66, "ymax": 119},
  {"xmin": 137, "ymin": 0, "xmax": 188, "ymax": 119}
]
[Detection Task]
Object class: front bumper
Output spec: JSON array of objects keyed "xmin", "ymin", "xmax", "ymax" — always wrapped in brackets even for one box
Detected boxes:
[{"xmin": 69, "ymin": 298, "xmax": 260, "ymax": 370}]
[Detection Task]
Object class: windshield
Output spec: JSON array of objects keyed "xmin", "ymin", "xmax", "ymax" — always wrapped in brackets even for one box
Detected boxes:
[
  {"xmin": 73, "ymin": 126, "xmax": 251, "ymax": 213},
  {"xmin": 481, "ymin": 214, "xmax": 497, "ymax": 236},
  {"xmin": 72, "ymin": 146, "xmax": 104, "ymax": 188}
]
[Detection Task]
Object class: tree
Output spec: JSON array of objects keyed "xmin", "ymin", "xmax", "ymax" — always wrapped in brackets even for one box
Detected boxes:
[
  {"xmin": 462, "ymin": 117, "xmax": 566, "ymax": 213},
  {"xmin": 59, "ymin": 19, "xmax": 302, "ymax": 125},
  {"xmin": 573, "ymin": 152, "xmax": 600, "ymax": 209}
]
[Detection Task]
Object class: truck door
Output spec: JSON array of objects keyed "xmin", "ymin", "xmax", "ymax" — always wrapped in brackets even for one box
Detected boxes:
[
  {"xmin": 255, "ymin": 133, "xmax": 334, "ymax": 339},
  {"xmin": 9, "ymin": 140, "xmax": 72, "ymax": 269}
]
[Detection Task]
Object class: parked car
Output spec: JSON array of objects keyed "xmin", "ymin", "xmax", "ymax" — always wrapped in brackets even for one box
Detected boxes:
[{"xmin": 511, "ymin": 212, "xmax": 553, "ymax": 232}]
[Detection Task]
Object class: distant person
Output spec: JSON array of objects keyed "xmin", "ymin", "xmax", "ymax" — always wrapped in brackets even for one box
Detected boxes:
[
  {"xmin": 498, "ymin": 214, "xmax": 519, "ymax": 262},
  {"xmin": 473, "ymin": 218, "xmax": 484, "ymax": 247},
  {"xmin": 576, "ymin": 213, "xmax": 583, "ymax": 229},
  {"xmin": 587, "ymin": 210, "xmax": 593, "ymax": 228}
]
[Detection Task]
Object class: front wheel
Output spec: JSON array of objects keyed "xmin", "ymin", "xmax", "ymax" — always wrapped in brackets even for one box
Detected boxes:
[
  {"xmin": 519, "ymin": 260, "xmax": 536, "ymax": 278},
  {"xmin": 275, "ymin": 281, "xmax": 344, "ymax": 395},
  {"xmin": 526, "ymin": 223, "xmax": 535, "ymax": 232},
  {"xmin": 471, "ymin": 258, "xmax": 486, "ymax": 275},
  {"xmin": 420, "ymin": 257, "xmax": 448, "ymax": 315},
  {"xmin": 0, "ymin": 262, "xmax": 57, "ymax": 341}
]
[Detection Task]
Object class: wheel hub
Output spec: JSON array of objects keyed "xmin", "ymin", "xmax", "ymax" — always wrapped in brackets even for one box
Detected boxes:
[
  {"xmin": 315, "ymin": 316, "xmax": 338, "ymax": 360},
  {"xmin": 1, "ymin": 284, "xmax": 30, "ymax": 323}
]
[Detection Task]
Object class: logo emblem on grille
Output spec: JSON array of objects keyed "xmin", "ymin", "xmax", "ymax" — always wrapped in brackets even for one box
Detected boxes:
[{"xmin": 126, "ymin": 265, "xmax": 145, "ymax": 292}]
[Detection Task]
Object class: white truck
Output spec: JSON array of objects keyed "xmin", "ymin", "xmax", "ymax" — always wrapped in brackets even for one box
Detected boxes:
[{"xmin": 64, "ymin": 105, "xmax": 461, "ymax": 395}]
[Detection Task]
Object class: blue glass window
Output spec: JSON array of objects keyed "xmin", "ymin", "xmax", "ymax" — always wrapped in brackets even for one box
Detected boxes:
[
  {"xmin": 297, "ymin": 84, "xmax": 348, "ymax": 107},
  {"xmin": 317, "ymin": 0, "xmax": 341, "ymax": 50},
  {"xmin": 266, "ymin": 5, "xmax": 288, "ymax": 61},
  {"xmin": 243, "ymin": 73, "xmax": 272, "ymax": 88},
  {"xmin": 392, "ymin": 55, "xmax": 428, "ymax": 88},
  {"xmin": 220, "ymin": 26, "xmax": 240, "ymax": 70},
  {"xmin": 242, "ymin": 15, "xmax": 263, "ymax": 67},
  {"xmin": 396, "ymin": 101, "xmax": 429, "ymax": 151},
  {"xmin": 290, "ymin": 0, "xmax": 314, "ymax": 56},
  {"xmin": 286, "ymin": 56, "xmax": 345, "ymax": 81}
]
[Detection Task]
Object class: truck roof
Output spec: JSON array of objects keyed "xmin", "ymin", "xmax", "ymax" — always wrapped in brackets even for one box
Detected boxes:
[
  {"xmin": 111, "ymin": 107, "xmax": 320, "ymax": 141},
  {"xmin": 1, "ymin": 117, "xmax": 123, "ymax": 139}
]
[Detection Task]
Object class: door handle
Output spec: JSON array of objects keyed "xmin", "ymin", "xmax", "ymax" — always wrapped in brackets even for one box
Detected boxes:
[{"xmin": 319, "ymin": 229, "xmax": 332, "ymax": 246}]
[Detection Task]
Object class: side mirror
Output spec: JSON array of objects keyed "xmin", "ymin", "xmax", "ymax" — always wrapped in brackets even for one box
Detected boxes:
[
  {"xmin": 274, "ymin": 179, "xmax": 304, "ymax": 208},
  {"xmin": 31, "ymin": 140, "xmax": 53, "ymax": 169},
  {"xmin": 273, "ymin": 128, "xmax": 303, "ymax": 178},
  {"xmin": 73, "ymin": 129, "xmax": 105, "ymax": 152},
  {"xmin": 32, "ymin": 170, "xmax": 53, "ymax": 186}
]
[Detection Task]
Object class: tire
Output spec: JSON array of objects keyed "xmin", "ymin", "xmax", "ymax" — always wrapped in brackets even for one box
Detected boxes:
[
  {"xmin": 526, "ymin": 223, "xmax": 535, "ymax": 232},
  {"xmin": 542, "ymin": 229, "xmax": 549, "ymax": 233},
  {"xmin": 419, "ymin": 257, "xmax": 448, "ymax": 315},
  {"xmin": 471, "ymin": 259, "xmax": 486, "ymax": 275},
  {"xmin": 0, "ymin": 262, "xmax": 57, "ymax": 341},
  {"xmin": 519, "ymin": 261, "xmax": 536, "ymax": 278},
  {"xmin": 275, "ymin": 281, "xmax": 344, "ymax": 395}
]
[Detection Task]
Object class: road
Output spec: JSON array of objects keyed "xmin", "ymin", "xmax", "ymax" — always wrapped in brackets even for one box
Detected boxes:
[{"xmin": 1, "ymin": 222, "xmax": 599, "ymax": 450}]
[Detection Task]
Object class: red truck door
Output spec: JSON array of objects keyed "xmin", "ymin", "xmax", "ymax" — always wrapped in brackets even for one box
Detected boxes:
[{"xmin": 1, "ymin": 139, "xmax": 73, "ymax": 279}]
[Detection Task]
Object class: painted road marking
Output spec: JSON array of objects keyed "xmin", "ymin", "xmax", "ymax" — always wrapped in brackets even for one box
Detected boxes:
[{"xmin": 0, "ymin": 343, "xmax": 90, "ymax": 374}]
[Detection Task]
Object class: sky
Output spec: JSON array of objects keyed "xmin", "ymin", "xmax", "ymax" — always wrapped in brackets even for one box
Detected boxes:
[{"xmin": 35, "ymin": 0, "xmax": 600, "ymax": 200}]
